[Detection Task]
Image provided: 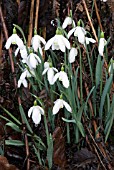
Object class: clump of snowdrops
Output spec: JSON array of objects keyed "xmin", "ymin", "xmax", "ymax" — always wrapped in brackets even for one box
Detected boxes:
[{"xmin": 1, "ymin": 13, "xmax": 114, "ymax": 169}]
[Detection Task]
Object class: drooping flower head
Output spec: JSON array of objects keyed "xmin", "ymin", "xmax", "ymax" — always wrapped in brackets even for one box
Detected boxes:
[
  {"xmin": 53, "ymin": 94, "xmax": 72, "ymax": 115},
  {"xmin": 68, "ymin": 44, "xmax": 78, "ymax": 63},
  {"xmin": 68, "ymin": 20, "xmax": 96, "ymax": 46},
  {"xmin": 42, "ymin": 61, "xmax": 58, "ymax": 85},
  {"xmin": 5, "ymin": 27, "xmax": 24, "ymax": 50},
  {"xmin": 45, "ymin": 27, "xmax": 70, "ymax": 52},
  {"xmin": 31, "ymin": 28, "xmax": 46, "ymax": 55},
  {"xmin": 53, "ymin": 66, "xmax": 69, "ymax": 88},
  {"xmin": 26, "ymin": 49, "xmax": 41, "ymax": 69},
  {"xmin": 98, "ymin": 31, "xmax": 107, "ymax": 56},
  {"xmin": 62, "ymin": 10, "xmax": 75, "ymax": 29},
  {"xmin": 28, "ymin": 100, "xmax": 44, "ymax": 125}
]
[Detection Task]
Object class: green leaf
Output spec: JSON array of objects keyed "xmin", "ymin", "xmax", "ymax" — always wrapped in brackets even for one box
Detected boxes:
[
  {"xmin": 96, "ymin": 56, "xmax": 102, "ymax": 87},
  {"xmin": 47, "ymin": 134, "xmax": 53, "ymax": 169},
  {"xmin": 104, "ymin": 95, "xmax": 114, "ymax": 142},
  {"xmin": 76, "ymin": 121, "xmax": 85, "ymax": 137},
  {"xmin": 6, "ymin": 122, "xmax": 21, "ymax": 133},
  {"xmin": 19, "ymin": 104, "xmax": 33, "ymax": 134},
  {"xmin": 99, "ymin": 74, "xmax": 113, "ymax": 119},
  {"xmin": 0, "ymin": 106, "xmax": 21, "ymax": 125},
  {"xmin": 5, "ymin": 140, "xmax": 24, "ymax": 146},
  {"xmin": 62, "ymin": 117, "xmax": 76, "ymax": 123}
]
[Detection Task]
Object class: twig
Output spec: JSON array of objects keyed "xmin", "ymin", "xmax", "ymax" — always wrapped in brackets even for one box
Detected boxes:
[
  {"xmin": 82, "ymin": 0, "xmax": 98, "ymax": 42},
  {"xmin": 0, "ymin": 5, "xmax": 30, "ymax": 169},
  {"xmin": 34, "ymin": 0, "xmax": 40, "ymax": 30},
  {"xmin": 28, "ymin": 0, "xmax": 35, "ymax": 46},
  {"xmin": 0, "ymin": 28, "xmax": 3, "ymax": 57},
  {"xmin": 94, "ymin": 0, "xmax": 103, "ymax": 31}
]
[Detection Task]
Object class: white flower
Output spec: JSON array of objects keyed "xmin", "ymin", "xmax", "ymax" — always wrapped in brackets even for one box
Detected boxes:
[
  {"xmin": 28, "ymin": 105, "xmax": 44, "ymax": 125},
  {"xmin": 85, "ymin": 37, "xmax": 96, "ymax": 45},
  {"xmin": 27, "ymin": 53, "xmax": 41, "ymax": 69},
  {"xmin": 62, "ymin": 16, "xmax": 75, "ymax": 29},
  {"xmin": 17, "ymin": 68, "xmax": 34, "ymax": 88},
  {"xmin": 31, "ymin": 35, "xmax": 46, "ymax": 54},
  {"xmin": 68, "ymin": 47, "xmax": 78, "ymax": 63},
  {"xmin": 45, "ymin": 34, "xmax": 70, "ymax": 52},
  {"xmin": 53, "ymin": 98, "xmax": 72, "ymax": 115},
  {"xmin": 18, "ymin": 70, "xmax": 28, "ymax": 88},
  {"xmin": 101, "ymin": 0, "xmax": 107, "ymax": 2},
  {"xmin": 53, "ymin": 71, "xmax": 69, "ymax": 88},
  {"xmin": 68, "ymin": 26, "xmax": 86, "ymax": 44},
  {"xmin": 98, "ymin": 38, "xmax": 107, "ymax": 56},
  {"xmin": 5, "ymin": 34, "xmax": 24, "ymax": 50},
  {"xmin": 42, "ymin": 62, "xmax": 58, "ymax": 85}
]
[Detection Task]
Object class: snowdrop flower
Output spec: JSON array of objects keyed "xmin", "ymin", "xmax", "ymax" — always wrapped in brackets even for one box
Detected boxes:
[
  {"xmin": 18, "ymin": 68, "xmax": 34, "ymax": 88},
  {"xmin": 68, "ymin": 47, "xmax": 78, "ymax": 63},
  {"xmin": 53, "ymin": 67, "xmax": 69, "ymax": 88},
  {"xmin": 85, "ymin": 37, "xmax": 96, "ymax": 46},
  {"xmin": 28, "ymin": 102, "xmax": 44, "ymax": 125},
  {"xmin": 27, "ymin": 52, "xmax": 41, "ymax": 69},
  {"xmin": 45, "ymin": 28, "xmax": 70, "ymax": 52},
  {"xmin": 18, "ymin": 70, "xmax": 28, "ymax": 88},
  {"xmin": 42, "ymin": 62, "xmax": 58, "ymax": 85},
  {"xmin": 62, "ymin": 16, "xmax": 75, "ymax": 29},
  {"xmin": 5, "ymin": 27, "xmax": 24, "ymax": 50},
  {"xmin": 98, "ymin": 32, "xmax": 107, "ymax": 56},
  {"xmin": 68, "ymin": 24, "xmax": 86, "ymax": 45},
  {"xmin": 53, "ymin": 95, "xmax": 72, "ymax": 115},
  {"xmin": 101, "ymin": 0, "xmax": 107, "ymax": 2},
  {"xmin": 31, "ymin": 30, "xmax": 46, "ymax": 55}
]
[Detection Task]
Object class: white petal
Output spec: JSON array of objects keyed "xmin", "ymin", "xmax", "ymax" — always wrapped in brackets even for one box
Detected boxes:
[
  {"xmin": 38, "ymin": 106, "xmax": 44, "ymax": 115},
  {"xmin": 60, "ymin": 71, "xmax": 69, "ymax": 88},
  {"xmin": 28, "ymin": 54, "xmax": 37, "ymax": 68},
  {"xmin": 47, "ymin": 68, "xmax": 54, "ymax": 85},
  {"xmin": 98, "ymin": 38, "xmax": 105, "ymax": 56},
  {"xmin": 20, "ymin": 70, "xmax": 27, "ymax": 80},
  {"xmin": 44, "ymin": 61, "xmax": 49, "ymax": 69},
  {"xmin": 45, "ymin": 36, "xmax": 55, "ymax": 50},
  {"xmin": 53, "ymin": 99, "xmax": 63, "ymax": 115},
  {"xmin": 15, "ymin": 47, "xmax": 20, "ymax": 56},
  {"xmin": 28, "ymin": 106, "xmax": 34, "ymax": 117},
  {"xmin": 69, "ymin": 47, "xmax": 78, "ymax": 63},
  {"xmin": 85, "ymin": 37, "xmax": 96, "ymax": 45},
  {"xmin": 34, "ymin": 54, "xmax": 41, "ymax": 63},
  {"xmin": 17, "ymin": 79, "xmax": 22, "ymax": 88},
  {"xmin": 5, "ymin": 36, "xmax": 12, "ymax": 49},
  {"xmin": 32, "ymin": 36, "xmax": 40, "ymax": 52},
  {"xmin": 42, "ymin": 68, "xmax": 49, "ymax": 75},
  {"xmin": 32, "ymin": 107, "xmax": 41, "ymax": 124},
  {"xmin": 61, "ymin": 36, "xmax": 70, "ymax": 49},
  {"xmin": 15, "ymin": 34, "xmax": 24, "ymax": 50},
  {"xmin": 53, "ymin": 72, "xmax": 60, "ymax": 84},
  {"xmin": 68, "ymin": 28, "xmax": 76, "ymax": 39},
  {"xmin": 39, "ymin": 47, "xmax": 43, "ymax": 56},
  {"xmin": 62, "ymin": 17, "xmax": 72, "ymax": 29},
  {"xmin": 57, "ymin": 36, "xmax": 65, "ymax": 52},
  {"xmin": 37, "ymin": 35, "xmax": 46, "ymax": 45},
  {"xmin": 22, "ymin": 78, "xmax": 28, "ymax": 88},
  {"xmin": 63, "ymin": 100, "xmax": 72, "ymax": 112}
]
